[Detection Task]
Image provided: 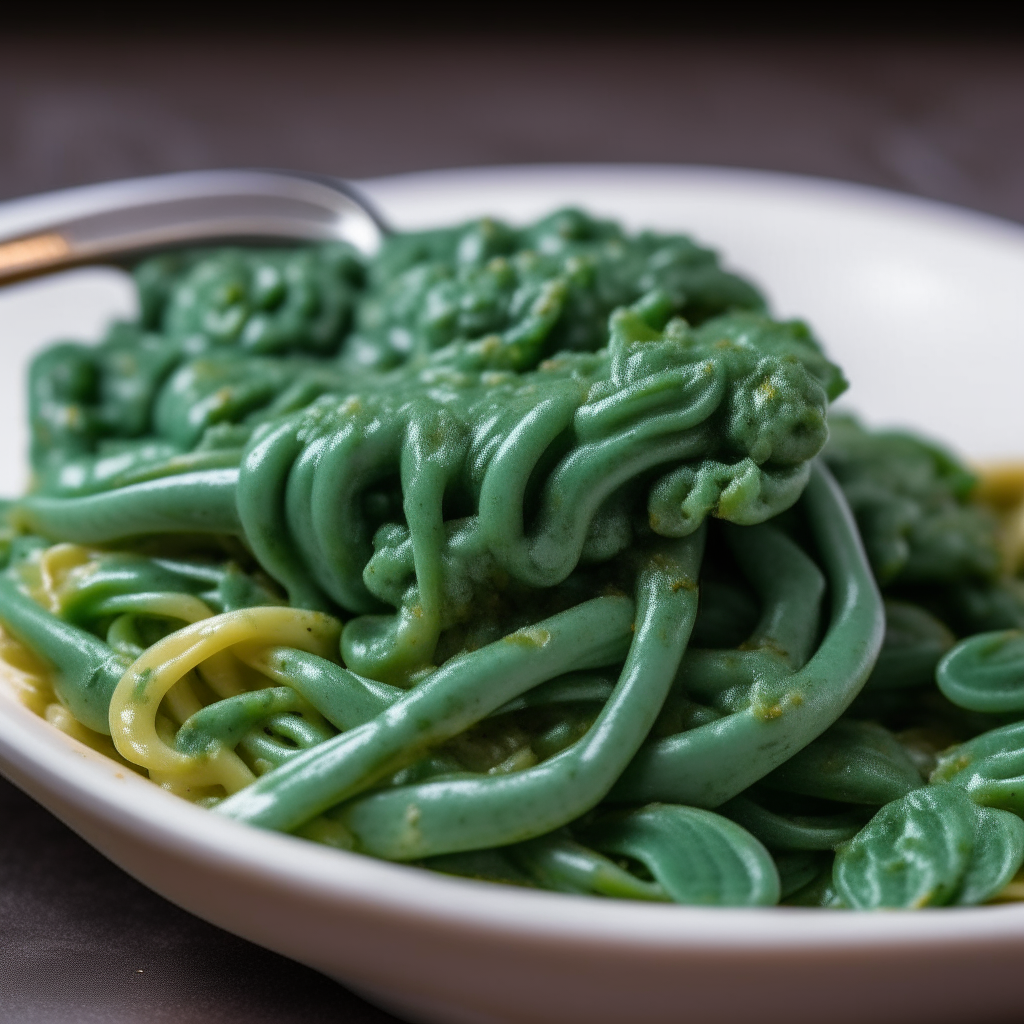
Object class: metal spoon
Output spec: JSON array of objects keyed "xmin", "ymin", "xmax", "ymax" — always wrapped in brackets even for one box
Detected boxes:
[{"xmin": 0, "ymin": 169, "xmax": 389, "ymax": 284}]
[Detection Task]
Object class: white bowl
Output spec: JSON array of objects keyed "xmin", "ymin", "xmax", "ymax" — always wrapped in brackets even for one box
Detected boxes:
[{"xmin": 3, "ymin": 165, "xmax": 1024, "ymax": 1024}]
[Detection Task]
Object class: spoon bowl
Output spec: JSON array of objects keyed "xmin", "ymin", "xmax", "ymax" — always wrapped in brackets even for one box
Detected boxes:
[{"xmin": 0, "ymin": 169, "xmax": 387, "ymax": 283}]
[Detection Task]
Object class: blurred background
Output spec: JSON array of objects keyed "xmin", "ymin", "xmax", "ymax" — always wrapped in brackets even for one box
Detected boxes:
[
  {"xmin": 1, "ymin": 27, "xmax": 1023, "ymax": 221},
  {"xmin": 2, "ymin": 20, "xmax": 1024, "ymax": 1024}
]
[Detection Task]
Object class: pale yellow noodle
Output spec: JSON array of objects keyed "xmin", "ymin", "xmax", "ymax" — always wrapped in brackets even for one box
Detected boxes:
[
  {"xmin": 111, "ymin": 593, "xmax": 216, "ymax": 727},
  {"xmin": 37, "ymin": 543, "xmax": 95, "ymax": 612},
  {"xmin": 110, "ymin": 592, "xmax": 265, "ymax": 701},
  {"xmin": 0, "ymin": 623, "xmax": 54, "ymax": 715},
  {"xmin": 106, "ymin": 592, "xmax": 214, "ymax": 625},
  {"xmin": 972, "ymin": 464, "xmax": 1024, "ymax": 903},
  {"xmin": 43, "ymin": 701, "xmax": 129, "ymax": 764},
  {"xmin": 0, "ymin": 624, "xmax": 132, "ymax": 765},
  {"xmin": 108, "ymin": 607, "xmax": 341, "ymax": 794},
  {"xmin": 990, "ymin": 868, "xmax": 1024, "ymax": 904},
  {"xmin": 974, "ymin": 462, "xmax": 1024, "ymax": 576}
]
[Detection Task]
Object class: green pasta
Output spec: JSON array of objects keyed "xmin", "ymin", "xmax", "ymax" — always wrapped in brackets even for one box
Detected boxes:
[{"xmin": 4, "ymin": 209, "xmax": 1024, "ymax": 909}]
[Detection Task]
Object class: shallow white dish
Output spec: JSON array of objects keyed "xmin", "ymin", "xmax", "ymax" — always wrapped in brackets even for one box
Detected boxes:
[{"xmin": 2, "ymin": 165, "xmax": 1024, "ymax": 1024}]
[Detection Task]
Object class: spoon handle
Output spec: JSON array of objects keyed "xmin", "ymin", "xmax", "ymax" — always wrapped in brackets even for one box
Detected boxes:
[{"xmin": 0, "ymin": 169, "xmax": 388, "ymax": 283}]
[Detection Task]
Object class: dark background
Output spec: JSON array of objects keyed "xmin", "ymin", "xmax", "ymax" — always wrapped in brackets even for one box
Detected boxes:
[
  {"xmin": 2, "ymin": 24, "xmax": 1024, "ymax": 1023},
  {"xmin": 2, "ymin": 31, "xmax": 1024, "ymax": 222}
]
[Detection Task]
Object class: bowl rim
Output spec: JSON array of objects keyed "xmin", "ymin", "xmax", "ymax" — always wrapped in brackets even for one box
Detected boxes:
[{"xmin": 6, "ymin": 680, "xmax": 1024, "ymax": 953}]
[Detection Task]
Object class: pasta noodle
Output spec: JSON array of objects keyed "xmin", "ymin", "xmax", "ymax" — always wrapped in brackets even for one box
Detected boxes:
[{"xmin": 2, "ymin": 209, "xmax": 1023, "ymax": 908}]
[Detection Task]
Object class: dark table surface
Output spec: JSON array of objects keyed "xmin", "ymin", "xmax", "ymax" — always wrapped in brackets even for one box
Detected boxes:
[{"xmin": 2, "ymin": 30, "xmax": 1024, "ymax": 1024}]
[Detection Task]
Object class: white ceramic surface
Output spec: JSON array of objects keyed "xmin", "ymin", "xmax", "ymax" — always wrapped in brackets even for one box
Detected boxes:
[{"xmin": 2, "ymin": 166, "xmax": 1024, "ymax": 1024}]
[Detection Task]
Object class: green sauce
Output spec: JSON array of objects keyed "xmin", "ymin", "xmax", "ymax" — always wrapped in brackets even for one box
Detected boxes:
[{"xmin": 3, "ymin": 209, "xmax": 1022, "ymax": 908}]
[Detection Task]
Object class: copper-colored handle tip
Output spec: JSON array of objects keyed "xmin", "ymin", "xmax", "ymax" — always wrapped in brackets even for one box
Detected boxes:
[{"xmin": 0, "ymin": 233, "xmax": 72, "ymax": 278}]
